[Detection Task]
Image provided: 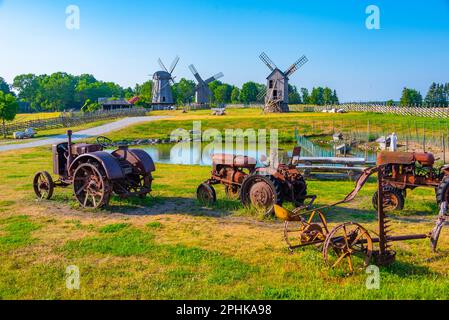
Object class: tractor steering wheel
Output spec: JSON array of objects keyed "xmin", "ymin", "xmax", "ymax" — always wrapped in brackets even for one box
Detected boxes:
[{"xmin": 96, "ymin": 136, "xmax": 113, "ymax": 148}]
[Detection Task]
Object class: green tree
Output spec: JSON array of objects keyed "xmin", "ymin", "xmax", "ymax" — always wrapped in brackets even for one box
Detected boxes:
[
  {"xmin": 300, "ymin": 88, "xmax": 310, "ymax": 104},
  {"xmin": 288, "ymin": 85, "xmax": 302, "ymax": 104},
  {"xmin": 323, "ymin": 87, "xmax": 333, "ymax": 105},
  {"xmin": 213, "ymin": 83, "xmax": 233, "ymax": 104},
  {"xmin": 400, "ymin": 88, "xmax": 423, "ymax": 106},
  {"xmin": 310, "ymin": 87, "xmax": 324, "ymax": 105},
  {"xmin": 230, "ymin": 87, "xmax": 240, "ymax": 103},
  {"xmin": 0, "ymin": 92, "xmax": 19, "ymax": 138},
  {"xmin": 0, "ymin": 77, "xmax": 11, "ymax": 95},
  {"xmin": 135, "ymin": 80, "xmax": 153, "ymax": 105},
  {"xmin": 331, "ymin": 90, "xmax": 339, "ymax": 104},
  {"xmin": 386, "ymin": 99, "xmax": 395, "ymax": 106},
  {"xmin": 173, "ymin": 78, "xmax": 195, "ymax": 104},
  {"xmin": 424, "ymin": 82, "xmax": 437, "ymax": 106},
  {"xmin": 12, "ymin": 74, "xmax": 41, "ymax": 110},
  {"xmin": 240, "ymin": 82, "xmax": 259, "ymax": 104}
]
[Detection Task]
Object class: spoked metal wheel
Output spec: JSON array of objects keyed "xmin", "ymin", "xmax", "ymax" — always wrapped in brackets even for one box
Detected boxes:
[
  {"xmin": 197, "ymin": 183, "xmax": 216, "ymax": 206},
  {"xmin": 323, "ymin": 222, "xmax": 373, "ymax": 273},
  {"xmin": 73, "ymin": 163, "xmax": 111, "ymax": 209},
  {"xmin": 33, "ymin": 171, "xmax": 54, "ymax": 200},
  {"xmin": 284, "ymin": 220, "xmax": 326, "ymax": 252}
]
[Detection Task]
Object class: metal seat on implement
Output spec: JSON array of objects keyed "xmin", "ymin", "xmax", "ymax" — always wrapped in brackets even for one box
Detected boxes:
[{"xmin": 274, "ymin": 205, "xmax": 302, "ymax": 222}]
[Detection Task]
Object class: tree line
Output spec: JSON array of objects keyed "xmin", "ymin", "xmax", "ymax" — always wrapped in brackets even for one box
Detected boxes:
[
  {"xmin": 0, "ymin": 73, "xmax": 340, "ymax": 112},
  {"xmin": 399, "ymin": 83, "xmax": 449, "ymax": 107}
]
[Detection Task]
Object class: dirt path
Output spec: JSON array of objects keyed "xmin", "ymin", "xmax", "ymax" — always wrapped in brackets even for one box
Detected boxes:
[{"xmin": 0, "ymin": 116, "xmax": 168, "ymax": 152}]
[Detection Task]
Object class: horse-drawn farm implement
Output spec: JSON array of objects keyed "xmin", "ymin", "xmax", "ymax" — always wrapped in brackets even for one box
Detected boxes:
[
  {"xmin": 33, "ymin": 131, "xmax": 156, "ymax": 209},
  {"xmin": 275, "ymin": 164, "xmax": 448, "ymax": 273}
]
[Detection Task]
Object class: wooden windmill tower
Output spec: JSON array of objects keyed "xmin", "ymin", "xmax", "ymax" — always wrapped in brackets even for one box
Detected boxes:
[
  {"xmin": 189, "ymin": 64, "xmax": 224, "ymax": 105},
  {"xmin": 152, "ymin": 56, "xmax": 180, "ymax": 105},
  {"xmin": 259, "ymin": 52, "xmax": 308, "ymax": 113}
]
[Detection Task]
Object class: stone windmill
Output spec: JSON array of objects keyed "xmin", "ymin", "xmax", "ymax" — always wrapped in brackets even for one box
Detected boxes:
[
  {"xmin": 152, "ymin": 56, "xmax": 180, "ymax": 105},
  {"xmin": 189, "ymin": 64, "xmax": 224, "ymax": 105},
  {"xmin": 258, "ymin": 52, "xmax": 308, "ymax": 113}
]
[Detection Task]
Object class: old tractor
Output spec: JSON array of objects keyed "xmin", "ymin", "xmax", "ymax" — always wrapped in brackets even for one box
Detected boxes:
[
  {"xmin": 33, "ymin": 130, "xmax": 155, "ymax": 209},
  {"xmin": 372, "ymin": 151, "xmax": 449, "ymax": 211},
  {"xmin": 197, "ymin": 147, "xmax": 308, "ymax": 215}
]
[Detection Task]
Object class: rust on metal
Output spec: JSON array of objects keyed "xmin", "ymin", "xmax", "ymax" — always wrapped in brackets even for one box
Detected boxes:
[
  {"xmin": 275, "ymin": 160, "xmax": 448, "ymax": 273},
  {"xmin": 198, "ymin": 147, "xmax": 308, "ymax": 216},
  {"xmin": 34, "ymin": 130, "xmax": 156, "ymax": 209}
]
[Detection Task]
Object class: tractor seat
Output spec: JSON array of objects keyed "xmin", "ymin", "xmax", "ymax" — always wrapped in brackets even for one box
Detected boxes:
[
  {"xmin": 212, "ymin": 154, "xmax": 257, "ymax": 169},
  {"xmin": 377, "ymin": 151, "xmax": 434, "ymax": 166}
]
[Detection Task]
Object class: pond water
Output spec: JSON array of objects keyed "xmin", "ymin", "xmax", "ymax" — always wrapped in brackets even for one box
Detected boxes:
[{"xmin": 116, "ymin": 135, "xmax": 377, "ymax": 166}]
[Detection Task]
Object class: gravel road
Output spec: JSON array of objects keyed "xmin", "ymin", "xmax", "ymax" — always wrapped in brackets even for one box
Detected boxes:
[{"xmin": 0, "ymin": 116, "xmax": 168, "ymax": 152}]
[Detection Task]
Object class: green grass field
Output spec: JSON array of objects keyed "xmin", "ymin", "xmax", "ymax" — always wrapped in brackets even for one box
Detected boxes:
[{"xmin": 1, "ymin": 110, "xmax": 449, "ymax": 299}]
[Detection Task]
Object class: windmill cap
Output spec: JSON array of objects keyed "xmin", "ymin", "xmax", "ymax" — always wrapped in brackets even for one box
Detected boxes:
[{"xmin": 153, "ymin": 70, "xmax": 172, "ymax": 79}]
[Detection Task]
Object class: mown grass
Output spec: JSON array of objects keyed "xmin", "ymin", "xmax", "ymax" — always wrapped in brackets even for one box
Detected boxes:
[
  {"xmin": 105, "ymin": 109, "xmax": 449, "ymax": 143},
  {"xmin": 1, "ymin": 109, "xmax": 449, "ymax": 299}
]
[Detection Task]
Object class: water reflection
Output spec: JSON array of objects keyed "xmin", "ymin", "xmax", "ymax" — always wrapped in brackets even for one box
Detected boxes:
[{"xmin": 141, "ymin": 142, "xmax": 271, "ymax": 166}]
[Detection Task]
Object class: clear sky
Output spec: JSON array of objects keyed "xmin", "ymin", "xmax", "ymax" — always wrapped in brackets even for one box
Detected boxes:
[{"xmin": 0, "ymin": 0, "xmax": 448, "ymax": 102}]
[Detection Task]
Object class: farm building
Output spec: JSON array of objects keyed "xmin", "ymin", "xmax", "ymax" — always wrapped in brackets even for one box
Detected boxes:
[{"xmin": 98, "ymin": 98, "xmax": 133, "ymax": 111}]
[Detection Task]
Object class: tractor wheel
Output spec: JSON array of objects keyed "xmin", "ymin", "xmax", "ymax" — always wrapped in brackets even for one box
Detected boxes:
[
  {"xmin": 240, "ymin": 174, "xmax": 282, "ymax": 216},
  {"xmin": 372, "ymin": 186, "xmax": 405, "ymax": 212},
  {"xmin": 197, "ymin": 183, "xmax": 216, "ymax": 206},
  {"xmin": 436, "ymin": 175, "xmax": 449, "ymax": 206},
  {"xmin": 224, "ymin": 185, "xmax": 240, "ymax": 199},
  {"xmin": 73, "ymin": 163, "xmax": 111, "ymax": 209},
  {"xmin": 33, "ymin": 171, "xmax": 54, "ymax": 200}
]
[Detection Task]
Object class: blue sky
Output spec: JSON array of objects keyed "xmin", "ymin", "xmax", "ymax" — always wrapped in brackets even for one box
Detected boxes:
[{"xmin": 0, "ymin": 0, "xmax": 448, "ymax": 101}]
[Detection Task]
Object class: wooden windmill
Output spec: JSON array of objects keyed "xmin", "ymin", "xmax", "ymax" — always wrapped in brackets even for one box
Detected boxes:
[
  {"xmin": 259, "ymin": 52, "xmax": 308, "ymax": 113},
  {"xmin": 152, "ymin": 56, "xmax": 180, "ymax": 105},
  {"xmin": 189, "ymin": 64, "xmax": 224, "ymax": 105}
]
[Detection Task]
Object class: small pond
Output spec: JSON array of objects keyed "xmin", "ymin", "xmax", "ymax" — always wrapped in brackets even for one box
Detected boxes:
[{"xmin": 111, "ymin": 136, "xmax": 377, "ymax": 166}]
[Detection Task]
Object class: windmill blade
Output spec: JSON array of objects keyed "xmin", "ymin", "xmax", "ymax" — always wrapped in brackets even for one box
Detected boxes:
[
  {"xmin": 204, "ymin": 72, "xmax": 224, "ymax": 84},
  {"xmin": 169, "ymin": 55, "xmax": 180, "ymax": 74},
  {"xmin": 158, "ymin": 58, "xmax": 169, "ymax": 72},
  {"xmin": 284, "ymin": 55, "xmax": 308, "ymax": 77},
  {"xmin": 189, "ymin": 64, "xmax": 204, "ymax": 84},
  {"xmin": 257, "ymin": 89, "xmax": 267, "ymax": 101},
  {"xmin": 259, "ymin": 52, "xmax": 277, "ymax": 71}
]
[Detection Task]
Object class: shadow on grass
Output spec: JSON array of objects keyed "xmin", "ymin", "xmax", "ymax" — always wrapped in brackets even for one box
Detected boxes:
[
  {"xmin": 106, "ymin": 195, "xmax": 240, "ymax": 217},
  {"xmin": 382, "ymin": 260, "xmax": 432, "ymax": 277}
]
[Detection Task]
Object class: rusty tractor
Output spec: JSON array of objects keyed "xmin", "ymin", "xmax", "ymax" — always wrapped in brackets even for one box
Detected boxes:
[
  {"xmin": 372, "ymin": 151, "xmax": 449, "ymax": 211},
  {"xmin": 33, "ymin": 131, "xmax": 155, "ymax": 209},
  {"xmin": 197, "ymin": 147, "xmax": 308, "ymax": 215},
  {"xmin": 274, "ymin": 166, "xmax": 448, "ymax": 273}
]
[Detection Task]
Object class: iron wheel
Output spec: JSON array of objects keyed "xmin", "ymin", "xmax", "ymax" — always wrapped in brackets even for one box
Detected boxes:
[
  {"xmin": 73, "ymin": 163, "xmax": 111, "ymax": 209},
  {"xmin": 323, "ymin": 222, "xmax": 373, "ymax": 273},
  {"xmin": 197, "ymin": 183, "xmax": 216, "ymax": 206},
  {"xmin": 33, "ymin": 171, "xmax": 54, "ymax": 200}
]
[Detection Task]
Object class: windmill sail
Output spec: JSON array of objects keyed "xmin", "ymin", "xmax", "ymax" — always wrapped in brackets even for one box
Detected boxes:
[
  {"xmin": 169, "ymin": 55, "xmax": 180, "ymax": 74},
  {"xmin": 158, "ymin": 58, "xmax": 169, "ymax": 72},
  {"xmin": 204, "ymin": 72, "xmax": 224, "ymax": 84},
  {"xmin": 284, "ymin": 55, "xmax": 308, "ymax": 77},
  {"xmin": 189, "ymin": 64, "xmax": 204, "ymax": 84},
  {"xmin": 259, "ymin": 52, "xmax": 277, "ymax": 71}
]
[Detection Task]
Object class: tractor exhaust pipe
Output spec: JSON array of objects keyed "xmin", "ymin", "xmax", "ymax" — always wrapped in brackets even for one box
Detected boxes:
[{"xmin": 67, "ymin": 130, "xmax": 73, "ymax": 171}]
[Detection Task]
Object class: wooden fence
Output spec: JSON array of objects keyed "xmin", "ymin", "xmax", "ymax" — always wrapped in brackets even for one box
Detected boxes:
[
  {"xmin": 225, "ymin": 103, "xmax": 449, "ymax": 118},
  {"xmin": 3, "ymin": 108, "xmax": 148, "ymax": 136}
]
